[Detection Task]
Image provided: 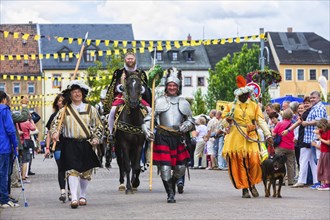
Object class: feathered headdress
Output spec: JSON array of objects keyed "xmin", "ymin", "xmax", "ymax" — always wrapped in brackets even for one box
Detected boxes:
[{"xmin": 234, "ymin": 75, "xmax": 253, "ymax": 97}]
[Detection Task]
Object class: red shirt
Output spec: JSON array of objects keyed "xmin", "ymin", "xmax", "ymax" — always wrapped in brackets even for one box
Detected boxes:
[
  {"xmin": 319, "ymin": 129, "xmax": 330, "ymax": 153},
  {"xmin": 273, "ymin": 119, "xmax": 294, "ymax": 150}
]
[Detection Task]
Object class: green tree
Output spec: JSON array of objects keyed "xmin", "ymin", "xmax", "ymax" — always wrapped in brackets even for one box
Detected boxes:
[
  {"xmin": 192, "ymin": 88, "xmax": 207, "ymax": 116},
  {"xmin": 86, "ymin": 52, "xmax": 124, "ymax": 105},
  {"xmin": 206, "ymin": 43, "xmax": 261, "ymax": 110}
]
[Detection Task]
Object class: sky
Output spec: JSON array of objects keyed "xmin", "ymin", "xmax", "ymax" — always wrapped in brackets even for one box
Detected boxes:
[{"xmin": 1, "ymin": 0, "xmax": 329, "ymax": 41}]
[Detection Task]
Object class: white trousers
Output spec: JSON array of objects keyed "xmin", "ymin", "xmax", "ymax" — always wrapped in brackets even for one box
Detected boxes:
[{"xmin": 298, "ymin": 148, "xmax": 318, "ymax": 184}]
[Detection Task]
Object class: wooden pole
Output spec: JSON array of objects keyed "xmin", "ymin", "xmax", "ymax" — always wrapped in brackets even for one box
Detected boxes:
[
  {"xmin": 51, "ymin": 32, "xmax": 88, "ymax": 151},
  {"xmin": 149, "ymin": 78, "xmax": 156, "ymax": 191}
]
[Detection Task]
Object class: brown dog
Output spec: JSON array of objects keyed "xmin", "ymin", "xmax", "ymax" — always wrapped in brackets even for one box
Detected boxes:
[{"xmin": 261, "ymin": 154, "xmax": 287, "ymax": 198}]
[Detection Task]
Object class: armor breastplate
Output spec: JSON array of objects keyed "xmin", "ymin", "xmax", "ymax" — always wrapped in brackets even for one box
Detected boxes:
[{"xmin": 157, "ymin": 96, "xmax": 185, "ymax": 130}]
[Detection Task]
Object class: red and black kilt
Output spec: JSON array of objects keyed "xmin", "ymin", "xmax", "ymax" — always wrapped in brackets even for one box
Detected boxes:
[
  {"xmin": 60, "ymin": 137, "xmax": 101, "ymax": 173},
  {"xmin": 153, "ymin": 128, "xmax": 190, "ymax": 167}
]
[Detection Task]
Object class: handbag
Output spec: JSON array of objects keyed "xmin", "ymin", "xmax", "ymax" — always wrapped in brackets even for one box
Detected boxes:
[
  {"xmin": 17, "ymin": 123, "xmax": 35, "ymax": 149},
  {"xmin": 23, "ymin": 139, "xmax": 35, "ymax": 149},
  {"xmin": 273, "ymin": 123, "xmax": 292, "ymax": 147}
]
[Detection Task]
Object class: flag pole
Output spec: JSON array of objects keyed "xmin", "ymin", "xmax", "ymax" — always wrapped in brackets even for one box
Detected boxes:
[{"xmin": 51, "ymin": 32, "xmax": 89, "ymax": 152}]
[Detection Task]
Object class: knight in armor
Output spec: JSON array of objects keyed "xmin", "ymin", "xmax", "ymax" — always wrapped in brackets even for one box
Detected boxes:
[
  {"xmin": 142, "ymin": 67, "xmax": 195, "ymax": 203},
  {"xmin": 103, "ymin": 48, "xmax": 152, "ymax": 143}
]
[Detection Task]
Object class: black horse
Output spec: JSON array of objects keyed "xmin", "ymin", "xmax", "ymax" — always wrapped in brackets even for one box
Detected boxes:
[{"xmin": 114, "ymin": 71, "xmax": 147, "ymax": 194}]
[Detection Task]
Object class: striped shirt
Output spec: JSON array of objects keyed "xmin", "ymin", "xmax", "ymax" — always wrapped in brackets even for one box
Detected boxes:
[
  {"xmin": 51, "ymin": 103, "xmax": 103, "ymax": 141},
  {"xmin": 303, "ymin": 101, "xmax": 327, "ymax": 144}
]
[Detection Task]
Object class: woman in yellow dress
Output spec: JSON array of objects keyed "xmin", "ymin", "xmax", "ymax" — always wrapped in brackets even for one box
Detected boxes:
[{"xmin": 222, "ymin": 76, "xmax": 273, "ymax": 198}]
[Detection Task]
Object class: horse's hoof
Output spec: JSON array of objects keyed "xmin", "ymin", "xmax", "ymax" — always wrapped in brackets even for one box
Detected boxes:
[
  {"xmin": 118, "ymin": 184, "xmax": 125, "ymax": 191},
  {"xmin": 132, "ymin": 187, "xmax": 138, "ymax": 192},
  {"xmin": 125, "ymin": 189, "xmax": 134, "ymax": 194}
]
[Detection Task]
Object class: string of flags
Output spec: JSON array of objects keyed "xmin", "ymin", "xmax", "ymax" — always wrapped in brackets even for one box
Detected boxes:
[
  {"xmin": 0, "ymin": 74, "xmax": 113, "ymax": 82},
  {"xmin": 0, "ymin": 29, "xmax": 265, "ymax": 60}
]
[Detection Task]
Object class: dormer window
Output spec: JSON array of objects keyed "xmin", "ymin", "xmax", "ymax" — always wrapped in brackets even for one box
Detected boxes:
[
  {"xmin": 156, "ymin": 51, "xmax": 163, "ymax": 61},
  {"xmin": 182, "ymin": 46, "xmax": 195, "ymax": 62},
  {"xmin": 172, "ymin": 52, "xmax": 178, "ymax": 61},
  {"xmin": 58, "ymin": 47, "xmax": 73, "ymax": 63},
  {"xmin": 167, "ymin": 49, "xmax": 179, "ymax": 62},
  {"xmin": 85, "ymin": 45, "xmax": 98, "ymax": 62}
]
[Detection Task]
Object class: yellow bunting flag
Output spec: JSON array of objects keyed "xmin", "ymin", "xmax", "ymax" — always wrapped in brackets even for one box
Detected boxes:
[
  {"xmin": 77, "ymin": 38, "xmax": 82, "ymax": 45},
  {"xmin": 140, "ymin": 41, "xmax": 145, "ymax": 48},
  {"xmin": 68, "ymin": 38, "xmax": 73, "ymax": 44},
  {"xmin": 132, "ymin": 41, "xmax": 136, "ymax": 48},
  {"xmin": 8, "ymin": 55, "xmax": 13, "ymax": 60},
  {"xmin": 61, "ymin": 53, "xmax": 66, "ymax": 59},
  {"xmin": 39, "ymin": 54, "xmax": 43, "ymax": 59},
  {"xmin": 13, "ymin": 32, "xmax": 19, "ymax": 38},
  {"xmin": 16, "ymin": 55, "xmax": 21, "ymax": 60},
  {"xmin": 149, "ymin": 41, "xmax": 154, "ymax": 48},
  {"xmin": 57, "ymin": 37, "xmax": 64, "ymax": 42},
  {"xmin": 139, "ymin": 48, "xmax": 145, "ymax": 53},
  {"xmin": 17, "ymin": 76, "xmax": 21, "ymax": 80},
  {"xmin": 69, "ymin": 52, "xmax": 73, "ymax": 58},
  {"xmin": 23, "ymin": 76, "xmax": 28, "ymax": 80},
  {"xmin": 37, "ymin": 76, "xmax": 42, "ymax": 81},
  {"xmin": 122, "ymin": 41, "xmax": 127, "ymax": 47},
  {"xmin": 95, "ymin": 39, "xmax": 101, "ymax": 46},
  {"xmin": 123, "ymin": 49, "xmax": 127, "ymax": 54},
  {"xmin": 260, "ymin": 33, "xmax": 265, "ymax": 39},
  {"xmin": 86, "ymin": 39, "xmax": 91, "ymax": 45},
  {"xmin": 148, "ymin": 47, "xmax": 153, "ymax": 52},
  {"xmin": 24, "ymin": 55, "xmax": 29, "ymax": 60},
  {"xmin": 228, "ymin": 38, "xmax": 233, "ymax": 43},
  {"xmin": 46, "ymin": 54, "xmax": 50, "ymax": 59},
  {"xmin": 31, "ymin": 54, "xmax": 36, "ymax": 60},
  {"xmin": 4, "ymin": 31, "xmax": 9, "ymax": 38},
  {"xmin": 115, "ymin": 49, "xmax": 120, "ymax": 55},
  {"xmin": 53, "ymin": 53, "xmax": 58, "ymax": 59},
  {"xmin": 22, "ymin": 33, "xmax": 30, "ymax": 40},
  {"xmin": 0, "ymin": 55, "xmax": 4, "ymax": 61},
  {"xmin": 98, "ymin": 51, "xmax": 103, "ymax": 56},
  {"xmin": 34, "ymin": 35, "xmax": 40, "ymax": 40},
  {"xmin": 235, "ymin": 37, "xmax": 240, "ymax": 43},
  {"xmin": 104, "ymin": 40, "xmax": 109, "ymax": 46},
  {"xmin": 114, "ymin": 41, "xmax": 118, "ymax": 47},
  {"xmin": 174, "ymin": 41, "xmax": 180, "ymax": 48},
  {"xmin": 3, "ymin": 75, "xmax": 7, "ymax": 79},
  {"xmin": 106, "ymin": 50, "xmax": 111, "ymax": 56}
]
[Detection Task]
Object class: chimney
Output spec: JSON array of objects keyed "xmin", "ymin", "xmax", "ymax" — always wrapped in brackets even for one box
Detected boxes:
[
  {"xmin": 187, "ymin": 33, "xmax": 191, "ymax": 41},
  {"xmin": 287, "ymin": 27, "xmax": 293, "ymax": 33}
]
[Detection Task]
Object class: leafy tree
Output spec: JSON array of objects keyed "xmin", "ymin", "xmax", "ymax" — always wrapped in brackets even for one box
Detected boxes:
[
  {"xmin": 191, "ymin": 88, "xmax": 207, "ymax": 116},
  {"xmin": 206, "ymin": 43, "xmax": 261, "ymax": 110},
  {"xmin": 85, "ymin": 52, "xmax": 124, "ymax": 105}
]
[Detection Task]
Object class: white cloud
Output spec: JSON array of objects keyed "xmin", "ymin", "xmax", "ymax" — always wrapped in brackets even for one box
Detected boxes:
[{"xmin": 1, "ymin": 0, "xmax": 329, "ymax": 40}]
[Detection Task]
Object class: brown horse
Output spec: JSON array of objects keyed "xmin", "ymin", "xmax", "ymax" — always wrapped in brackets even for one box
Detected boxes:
[{"xmin": 114, "ymin": 71, "xmax": 147, "ymax": 194}]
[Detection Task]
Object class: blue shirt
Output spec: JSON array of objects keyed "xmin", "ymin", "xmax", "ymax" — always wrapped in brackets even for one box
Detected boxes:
[{"xmin": 303, "ymin": 101, "xmax": 328, "ymax": 144}]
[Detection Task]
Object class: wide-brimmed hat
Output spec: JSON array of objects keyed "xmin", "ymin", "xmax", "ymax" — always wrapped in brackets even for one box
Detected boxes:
[{"xmin": 62, "ymin": 80, "xmax": 90, "ymax": 96}]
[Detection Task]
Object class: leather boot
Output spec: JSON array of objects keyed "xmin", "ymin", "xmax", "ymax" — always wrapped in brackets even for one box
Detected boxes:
[
  {"xmin": 242, "ymin": 188, "xmax": 251, "ymax": 198},
  {"xmin": 249, "ymin": 185, "xmax": 259, "ymax": 197},
  {"xmin": 162, "ymin": 179, "xmax": 176, "ymax": 203}
]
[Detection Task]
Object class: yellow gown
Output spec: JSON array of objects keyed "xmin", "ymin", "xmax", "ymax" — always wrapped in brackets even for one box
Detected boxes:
[{"xmin": 222, "ymin": 99, "xmax": 270, "ymax": 189}]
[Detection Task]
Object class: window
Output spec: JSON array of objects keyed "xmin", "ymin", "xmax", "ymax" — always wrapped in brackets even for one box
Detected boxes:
[
  {"xmin": 53, "ymin": 74, "xmax": 61, "ymax": 88},
  {"xmin": 85, "ymin": 49, "xmax": 97, "ymax": 62},
  {"xmin": 322, "ymin": 69, "xmax": 328, "ymax": 80},
  {"xmin": 172, "ymin": 52, "xmax": 178, "ymax": 61},
  {"xmin": 309, "ymin": 69, "xmax": 316, "ymax": 80},
  {"xmin": 197, "ymin": 77, "xmax": 205, "ymax": 86},
  {"xmin": 297, "ymin": 69, "xmax": 304, "ymax": 81},
  {"xmin": 13, "ymin": 83, "xmax": 20, "ymax": 94},
  {"xmin": 58, "ymin": 47, "xmax": 73, "ymax": 63},
  {"xmin": 0, "ymin": 83, "xmax": 5, "ymax": 92},
  {"xmin": 156, "ymin": 51, "xmax": 163, "ymax": 61},
  {"xmin": 187, "ymin": 52, "xmax": 194, "ymax": 61},
  {"xmin": 184, "ymin": 77, "xmax": 192, "ymax": 86},
  {"xmin": 297, "ymin": 94, "xmax": 304, "ymax": 98},
  {"xmin": 285, "ymin": 69, "xmax": 292, "ymax": 80},
  {"xmin": 27, "ymin": 82, "xmax": 35, "ymax": 94}
]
